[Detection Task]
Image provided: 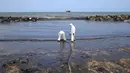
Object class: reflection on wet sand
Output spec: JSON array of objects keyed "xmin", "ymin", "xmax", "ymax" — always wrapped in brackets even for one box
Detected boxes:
[
  {"xmin": 57, "ymin": 41, "xmax": 76, "ymax": 73},
  {"xmin": 59, "ymin": 41, "xmax": 66, "ymax": 51},
  {"xmin": 59, "ymin": 41, "xmax": 74, "ymax": 73}
]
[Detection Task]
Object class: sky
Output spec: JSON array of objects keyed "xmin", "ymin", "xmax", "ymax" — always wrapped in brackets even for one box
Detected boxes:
[{"xmin": 0, "ymin": 0, "xmax": 130, "ymax": 12}]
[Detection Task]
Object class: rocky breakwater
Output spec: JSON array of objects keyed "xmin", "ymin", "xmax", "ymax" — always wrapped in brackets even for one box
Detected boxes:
[
  {"xmin": 0, "ymin": 14, "xmax": 130, "ymax": 23},
  {"xmin": 0, "ymin": 16, "xmax": 39, "ymax": 23},
  {"xmin": 86, "ymin": 14, "xmax": 130, "ymax": 22}
]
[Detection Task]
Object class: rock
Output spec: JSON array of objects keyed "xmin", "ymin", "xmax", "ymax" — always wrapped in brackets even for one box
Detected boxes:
[
  {"xmin": 124, "ymin": 19, "xmax": 130, "ymax": 23},
  {"xmin": 0, "ymin": 16, "xmax": 39, "ymax": 23}
]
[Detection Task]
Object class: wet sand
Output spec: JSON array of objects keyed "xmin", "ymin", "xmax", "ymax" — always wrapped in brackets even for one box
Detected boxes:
[
  {"xmin": 0, "ymin": 20, "xmax": 130, "ymax": 73},
  {"xmin": 0, "ymin": 37, "xmax": 130, "ymax": 73}
]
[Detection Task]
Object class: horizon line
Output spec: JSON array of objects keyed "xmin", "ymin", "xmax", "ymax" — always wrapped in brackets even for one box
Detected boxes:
[{"xmin": 0, "ymin": 11, "xmax": 130, "ymax": 13}]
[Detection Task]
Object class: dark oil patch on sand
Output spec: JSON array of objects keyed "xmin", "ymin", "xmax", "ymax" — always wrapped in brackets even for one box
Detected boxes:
[{"xmin": 0, "ymin": 50, "xmax": 130, "ymax": 73}]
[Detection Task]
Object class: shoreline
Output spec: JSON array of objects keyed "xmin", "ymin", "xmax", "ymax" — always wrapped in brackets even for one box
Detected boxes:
[{"xmin": 0, "ymin": 14, "xmax": 130, "ymax": 23}]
